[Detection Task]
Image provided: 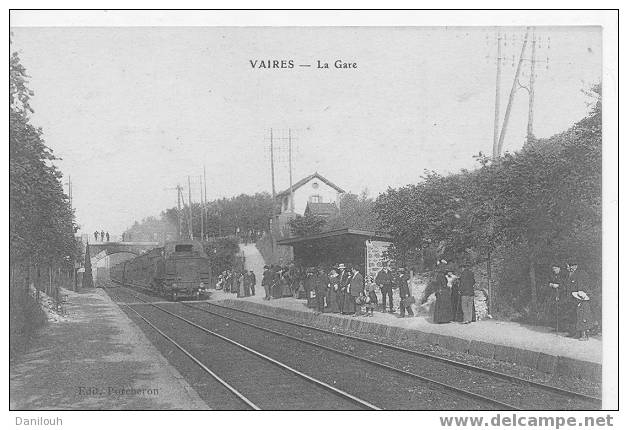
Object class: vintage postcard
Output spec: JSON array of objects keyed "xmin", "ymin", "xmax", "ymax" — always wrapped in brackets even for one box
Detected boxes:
[{"xmin": 7, "ymin": 8, "xmax": 619, "ymax": 429}]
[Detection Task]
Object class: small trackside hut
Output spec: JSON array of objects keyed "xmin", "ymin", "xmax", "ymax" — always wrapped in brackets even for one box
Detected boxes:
[{"xmin": 276, "ymin": 228, "xmax": 393, "ymax": 276}]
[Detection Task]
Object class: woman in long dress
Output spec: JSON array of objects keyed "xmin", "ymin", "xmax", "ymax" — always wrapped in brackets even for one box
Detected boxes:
[
  {"xmin": 432, "ymin": 269, "xmax": 453, "ymax": 323},
  {"xmin": 236, "ymin": 271, "xmax": 246, "ymax": 298},
  {"xmin": 326, "ymin": 268, "xmax": 341, "ymax": 313},
  {"xmin": 340, "ymin": 268, "xmax": 356, "ymax": 315},
  {"xmin": 281, "ymin": 270, "xmax": 292, "ymax": 297},
  {"xmin": 271, "ymin": 267, "xmax": 282, "ymax": 299}
]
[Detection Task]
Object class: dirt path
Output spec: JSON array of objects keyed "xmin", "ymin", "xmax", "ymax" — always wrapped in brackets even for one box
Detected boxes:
[
  {"xmin": 240, "ymin": 243, "xmax": 267, "ymax": 298},
  {"xmin": 10, "ymin": 287, "xmax": 208, "ymax": 410}
]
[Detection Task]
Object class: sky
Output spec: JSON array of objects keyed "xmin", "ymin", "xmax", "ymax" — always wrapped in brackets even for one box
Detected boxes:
[{"xmin": 10, "ymin": 25, "xmax": 601, "ymax": 236}]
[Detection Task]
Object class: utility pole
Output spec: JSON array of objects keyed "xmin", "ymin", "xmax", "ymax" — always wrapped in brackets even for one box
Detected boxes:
[
  {"xmin": 187, "ymin": 176, "xmax": 193, "ymax": 240},
  {"xmin": 199, "ymin": 175, "xmax": 204, "ymax": 241},
  {"xmin": 270, "ymin": 129, "xmax": 276, "ymax": 202},
  {"xmin": 203, "ymin": 165, "xmax": 208, "ymax": 240},
  {"xmin": 288, "ymin": 128, "xmax": 294, "ymax": 212},
  {"xmin": 269, "ymin": 129, "xmax": 277, "ymax": 253},
  {"xmin": 177, "ymin": 185, "xmax": 183, "ymax": 240},
  {"xmin": 526, "ymin": 29, "xmax": 537, "ymax": 143},
  {"xmin": 496, "ymin": 27, "xmax": 530, "ymax": 158},
  {"xmin": 492, "ymin": 31, "xmax": 503, "ymax": 160}
]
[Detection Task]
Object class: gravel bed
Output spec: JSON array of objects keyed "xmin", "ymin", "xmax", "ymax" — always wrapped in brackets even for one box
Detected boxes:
[
  {"xmin": 170, "ymin": 302, "xmax": 498, "ymax": 410},
  {"xmin": 110, "ymin": 289, "xmax": 364, "ymax": 410},
  {"xmin": 191, "ymin": 301, "xmax": 600, "ymax": 410}
]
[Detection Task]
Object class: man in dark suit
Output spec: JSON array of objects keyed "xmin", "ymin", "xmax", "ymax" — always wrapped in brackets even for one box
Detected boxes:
[
  {"xmin": 397, "ymin": 267, "xmax": 413, "ymax": 317},
  {"xmin": 314, "ymin": 267, "xmax": 329, "ymax": 313},
  {"xmin": 459, "ymin": 263, "xmax": 476, "ymax": 324},
  {"xmin": 375, "ymin": 264, "xmax": 394, "ymax": 313},
  {"xmin": 261, "ymin": 265, "xmax": 272, "ymax": 300},
  {"xmin": 338, "ymin": 263, "xmax": 351, "ymax": 313},
  {"xmin": 349, "ymin": 266, "xmax": 364, "ymax": 316}
]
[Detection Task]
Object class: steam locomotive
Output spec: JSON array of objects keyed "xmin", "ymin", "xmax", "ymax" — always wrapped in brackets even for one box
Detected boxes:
[{"xmin": 110, "ymin": 240, "xmax": 211, "ymax": 300}]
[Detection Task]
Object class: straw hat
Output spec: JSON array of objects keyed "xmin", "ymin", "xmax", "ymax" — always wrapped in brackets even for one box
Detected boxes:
[{"xmin": 571, "ymin": 291, "xmax": 590, "ymax": 301}]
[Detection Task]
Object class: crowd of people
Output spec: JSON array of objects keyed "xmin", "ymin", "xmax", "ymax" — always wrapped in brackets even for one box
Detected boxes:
[
  {"xmin": 215, "ymin": 269, "xmax": 257, "ymax": 298},
  {"xmin": 213, "ymin": 256, "xmax": 600, "ymax": 341},
  {"xmin": 252, "ymin": 263, "xmax": 416, "ymax": 318}
]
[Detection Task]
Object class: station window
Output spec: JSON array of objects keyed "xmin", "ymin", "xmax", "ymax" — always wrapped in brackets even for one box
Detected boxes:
[{"xmin": 309, "ymin": 195, "xmax": 322, "ymax": 203}]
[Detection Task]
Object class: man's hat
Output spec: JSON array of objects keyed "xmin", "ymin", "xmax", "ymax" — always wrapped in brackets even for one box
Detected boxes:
[
  {"xmin": 338, "ymin": 263, "xmax": 346, "ymax": 269},
  {"xmin": 572, "ymin": 291, "xmax": 590, "ymax": 301},
  {"xmin": 263, "ymin": 265, "xmax": 270, "ymax": 269}
]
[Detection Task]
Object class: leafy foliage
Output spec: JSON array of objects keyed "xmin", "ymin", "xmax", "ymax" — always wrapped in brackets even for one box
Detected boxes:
[
  {"xmin": 324, "ymin": 191, "xmax": 382, "ymax": 231},
  {"xmin": 375, "ymin": 85, "xmax": 602, "ymax": 319},
  {"xmin": 9, "ymin": 45, "xmax": 77, "ymax": 268},
  {"xmin": 288, "ymin": 213, "xmax": 327, "ymax": 236}
]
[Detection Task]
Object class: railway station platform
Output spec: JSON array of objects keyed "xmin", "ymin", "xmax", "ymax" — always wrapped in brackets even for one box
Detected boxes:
[
  {"xmin": 209, "ymin": 289, "xmax": 602, "ymax": 381},
  {"xmin": 10, "ymin": 287, "xmax": 208, "ymax": 410}
]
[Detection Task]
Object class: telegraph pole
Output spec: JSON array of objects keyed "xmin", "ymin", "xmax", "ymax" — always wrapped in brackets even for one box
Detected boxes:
[
  {"xmin": 187, "ymin": 176, "xmax": 193, "ymax": 240},
  {"xmin": 492, "ymin": 31, "xmax": 503, "ymax": 160},
  {"xmin": 203, "ymin": 165, "xmax": 208, "ymax": 240},
  {"xmin": 288, "ymin": 128, "xmax": 294, "ymax": 212},
  {"xmin": 496, "ymin": 27, "xmax": 530, "ymax": 158},
  {"xmin": 199, "ymin": 175, "xmax": 204, "ymax": 241},
  {"xmin": 526, "ymin": 29, "xmax": 537, "ymax": 143},
  {"xmin": 270, "ymin": 129, "xmax": 276, "ymax": 201}
]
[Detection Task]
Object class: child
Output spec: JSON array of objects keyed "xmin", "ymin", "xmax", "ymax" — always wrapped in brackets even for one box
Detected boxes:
[
  {"xmin": 365, "ymin": 276, "xmax": 378, "ymax": 317},
  {"xmin": 572, "ymin": 291, "xmax": 595, "ymax": 341}
]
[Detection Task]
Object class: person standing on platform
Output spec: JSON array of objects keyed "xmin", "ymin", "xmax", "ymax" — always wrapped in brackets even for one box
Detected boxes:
[
  {"xmin": 314, "ymin": 267, "xmax": 328, "ymax": 313},
  {"xmin": 459, "ymin": 263, "xmax": 476, "ymax": 324},
  {"xmin": 375, "ymin": 264, "xmax": 395, "ymax": 313},
  {"xmin": 262, "ymin": 265, "xmax": 272, "ymax": 300},
  {"xmin": 429, "ymin": 267, "xmax": 453, "ymax": 324},
  {"xmin": 249, "ymin": 270, "xmax": 256, "ymax": 297},
  {"xmin": 326, "ymin": 268, "xmax": 341, "ymax": 313},
  {"xmin": 397, "ymin": 267, "xmax": 414, "ymax": 318},
  {"xmin": 566, "ymin": 260, "xmax": 597, "ymax": 338},
  {"xmin": 337, "ymin": 263, "xmax": 351, "ymax": 314},
  {"xmin": 243, "ymin": 271, "xmax": 252, "ymax": 297},
  {"xmin": 364, "ymin": 276, "xmax": 378, "ymax": 317},
  {"xmin": 349, "ymin": 266, "xmax": 364, "ymax": 316},
  {"xmin": 271, "ymin": 266, "xmax": 283, "ymax": 299},
  {"xmin": 304, "ymin": 268, "xmax": 316, "ymax": 308},
  {"xmin": 237, "ymin": 271, "xmax": 246, "ymax": 298},
  {"xmin": 572, "ymin": 291, "xmax": 595, "ymax": 341}
]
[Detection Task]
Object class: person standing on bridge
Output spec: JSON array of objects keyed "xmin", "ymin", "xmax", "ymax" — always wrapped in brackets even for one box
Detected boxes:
[
  {"xmin": 94, "ymin": 231, "xmax": 99, "ymax": 242},
  {"xmin": 100, "ymin": 230, "xmax": 105, "ymax": 242},
  {"xmin": 106, "ymin": 231, "xmax": 110, "ymax": 242}
]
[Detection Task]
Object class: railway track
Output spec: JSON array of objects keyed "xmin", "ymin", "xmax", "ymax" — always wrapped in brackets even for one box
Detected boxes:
[
  {"xmin": 109, "ymin": 284, "xmax": 526, "ymax": 410},
  {"xmin": 113, "ymin": 281, "xmax": 600, "ymax": 409},
  {"xmin": 188, "ymin": 299, "xmax": 602, "ymax": 409},
  {"xmin": 106, "ymin": 286, "xmax": 376, "ymax": 410}
]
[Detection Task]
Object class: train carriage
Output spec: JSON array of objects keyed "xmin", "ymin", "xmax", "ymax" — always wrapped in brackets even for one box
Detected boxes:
[{"xmin": 111, "ymin": 240, "xmax": 211, "ymax": 300}]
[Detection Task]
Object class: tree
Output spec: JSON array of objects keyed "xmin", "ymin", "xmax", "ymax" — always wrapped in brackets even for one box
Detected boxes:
[
  {"xmin": 374, "ymin": 84, "xmax": 602, "ymax": 321},
  {"xmin": 10, "ymin": 43, "xmax": 77, "ymax": 271},
  {"xmin": 288, "ymin": 213, "xmax": 326, "ymax": 237},
  {"xmin": 324, "ymin": 190, "xmax": 382, "ymax": 231}
]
